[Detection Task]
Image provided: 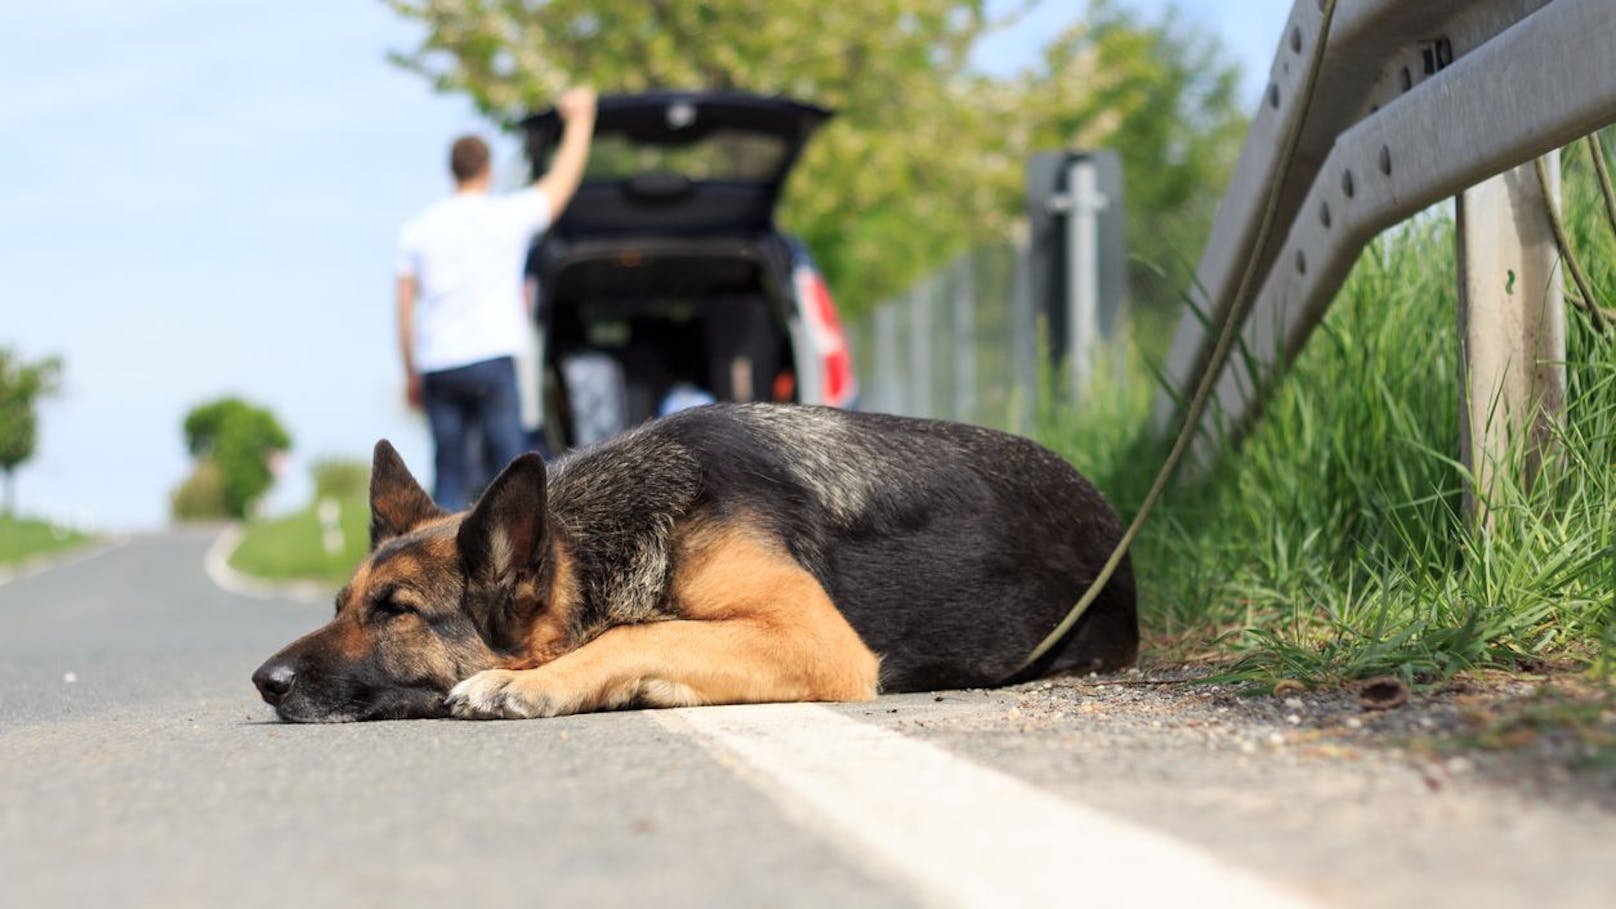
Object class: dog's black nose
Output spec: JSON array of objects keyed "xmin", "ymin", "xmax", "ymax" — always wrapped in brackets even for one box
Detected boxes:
[{"xmin": 253, "ymin": 663, "xmax": 296, "ymax": 705}]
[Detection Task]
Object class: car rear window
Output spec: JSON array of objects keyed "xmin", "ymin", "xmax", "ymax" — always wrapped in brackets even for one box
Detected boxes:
[{"xmin": 575, "ymin": 129, "xmax": 790, "ymax": 183}]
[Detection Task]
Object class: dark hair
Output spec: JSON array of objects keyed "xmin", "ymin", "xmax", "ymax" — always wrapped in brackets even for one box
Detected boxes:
[{"xmin": 449, "ymin": 135, "xmax": 491, "ymax": 182}]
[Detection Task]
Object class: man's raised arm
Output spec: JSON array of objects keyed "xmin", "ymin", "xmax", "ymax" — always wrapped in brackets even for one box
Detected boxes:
[{"xmin": 536, "ymin": 87, "xmax": 598, "ymax": 217}]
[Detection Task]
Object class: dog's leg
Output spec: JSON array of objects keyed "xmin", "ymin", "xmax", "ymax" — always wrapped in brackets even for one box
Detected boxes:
[{"xmin": 445, "ymin": 531, "xmax": 880, "ymax": 719}]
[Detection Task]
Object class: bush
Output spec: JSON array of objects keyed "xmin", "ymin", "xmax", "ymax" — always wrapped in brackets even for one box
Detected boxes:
[
  {"xmin": 312, "ymin": 458, "xmax": 369, "ymax": 502},
  {"xmin": 170, "ymin": 460, "xmax": 233, "ymax": 521}
]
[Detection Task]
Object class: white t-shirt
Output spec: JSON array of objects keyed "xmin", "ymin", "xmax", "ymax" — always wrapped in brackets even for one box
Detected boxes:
[{"xmin": 396, "ymin": 188, "xmax": 552, "ymax": 373}]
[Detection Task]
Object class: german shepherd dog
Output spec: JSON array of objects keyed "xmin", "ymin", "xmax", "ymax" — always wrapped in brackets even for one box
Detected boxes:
[{"xmin": 252, "ymin": 404, "xmax": 1137, "ymax": 722}]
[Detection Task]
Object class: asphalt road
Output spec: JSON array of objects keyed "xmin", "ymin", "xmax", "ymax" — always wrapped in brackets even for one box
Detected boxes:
[{"xmin": 3, "ymin": 529, "xmax": 1614, "ymax": 908}]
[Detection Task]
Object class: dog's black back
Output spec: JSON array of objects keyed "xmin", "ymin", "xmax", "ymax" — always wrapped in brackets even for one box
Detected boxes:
[{"xmin": 548, "ymin": 404, "xmax": 1137, "ymax": 692}]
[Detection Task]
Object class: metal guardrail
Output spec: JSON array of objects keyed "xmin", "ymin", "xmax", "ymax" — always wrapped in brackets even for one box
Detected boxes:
[
  {"xmin": 1154, "ymin": 0, "xmax": 1616, "ymax": 471},
  {"xmin": 853, "ymin": 0, "xmax": 1616, "ymax": 517}
]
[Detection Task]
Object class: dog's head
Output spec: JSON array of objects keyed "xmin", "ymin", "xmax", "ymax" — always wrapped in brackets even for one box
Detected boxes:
[{"xmin": 251, "ymin": 440, "xmax": 564, "ymax": 722}]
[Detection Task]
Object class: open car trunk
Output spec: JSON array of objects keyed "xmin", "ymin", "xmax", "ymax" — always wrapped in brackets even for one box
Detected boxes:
[
  {"xmin": 522, "ymin": 92, "xmax": 837, "ymax": 450},
  {"xmin": 533, "ymin": 240, "xmax": 800, "ymax": 449},
  {"xmin": 522, "ymin": 92, "xmax": 831, "ymax": 237}
]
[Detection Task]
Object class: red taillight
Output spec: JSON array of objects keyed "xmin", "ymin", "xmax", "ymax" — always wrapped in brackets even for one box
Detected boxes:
[{"xmin": 797, "ymin": 268, "xmax": 856, "ymax": 407}]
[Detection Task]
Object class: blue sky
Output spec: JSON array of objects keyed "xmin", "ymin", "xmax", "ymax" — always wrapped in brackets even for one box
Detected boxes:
[{"xmin": 4, "ymin": 0, "xmax": 1290, "ymax": 530}]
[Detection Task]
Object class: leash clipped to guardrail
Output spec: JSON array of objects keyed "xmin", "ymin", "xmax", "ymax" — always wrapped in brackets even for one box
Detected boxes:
[{"xmin": 1012, "ymin": 0, "xmax": 1342, "ymax": 678}]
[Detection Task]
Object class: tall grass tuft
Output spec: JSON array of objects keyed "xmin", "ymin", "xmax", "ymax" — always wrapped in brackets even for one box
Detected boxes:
[{"xmin": 1038, "ymin": 137, "xmax": 1616, "ymax": 687}]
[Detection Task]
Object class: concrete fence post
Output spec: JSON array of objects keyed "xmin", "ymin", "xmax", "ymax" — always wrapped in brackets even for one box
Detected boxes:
[
  {"xmin": 1009, "ymin": 239, "xmax": 1038, "ymax": 433},
  {"xmin": 1455, "ymin": 154, "xmax": 1567, "ymax": 526},
  {"xmin": 953, "ymin": 255, "xmax": 977, "ymax": 423},
  {"xmin": 873, "ymin": 303, "xmax": 901, "ymax": 415},
  {"xmin": 908, "ymin": 280, "xmax": 934, "ymax": 418}
]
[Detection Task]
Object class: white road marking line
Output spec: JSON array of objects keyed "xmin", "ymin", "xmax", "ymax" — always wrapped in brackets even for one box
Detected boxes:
[
  {"xmin": 202, "ymin": 524, "xmax": 330, "ymax": 603},
  {"xmin": 662, "ymin": 702, "xmax": 1323, "ymax": 909},
  {"xmin": 0, "ymin": 536, "xmax": 130, "ymax": 590}
]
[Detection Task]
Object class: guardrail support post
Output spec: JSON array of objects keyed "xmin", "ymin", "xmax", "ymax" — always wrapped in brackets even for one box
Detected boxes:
[{"xmin": 1455, "ymin": 154, "xmax": 1567, "ymax": 526}]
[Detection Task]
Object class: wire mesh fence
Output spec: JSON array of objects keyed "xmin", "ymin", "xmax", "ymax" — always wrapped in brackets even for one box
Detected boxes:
[{"xmin": 846, "ymin": 243, "xmax": 1040, "ymax": 432}]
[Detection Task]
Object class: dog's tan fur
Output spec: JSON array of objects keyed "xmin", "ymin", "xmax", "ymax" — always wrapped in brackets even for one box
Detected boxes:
[{"xmin": 447, "ymin": 519, "xmax": 879, "ymax": 719}]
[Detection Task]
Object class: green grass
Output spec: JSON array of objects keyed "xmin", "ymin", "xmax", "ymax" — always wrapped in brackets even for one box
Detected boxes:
[
  {"xmin": 229, "ymin": 495, "xmax": 371, "ymax": 586},
  {"xmin": 1039, "ymin": 139, "xmax": 1616, "ymax": 690},
  {"xmin": 0, "ymin": 514, "xmax": 91, "ymax": 566}
]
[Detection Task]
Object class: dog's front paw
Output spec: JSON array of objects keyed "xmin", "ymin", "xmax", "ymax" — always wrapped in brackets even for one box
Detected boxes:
[{"xmin": 444, "ymin": 669, "xmax": 573, "ymax": 720}]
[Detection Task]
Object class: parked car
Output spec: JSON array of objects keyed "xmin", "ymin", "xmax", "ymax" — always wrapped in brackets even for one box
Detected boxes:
[{"xmin": 520, "ymin": 91, "xmax": 857, "ymax": 450}]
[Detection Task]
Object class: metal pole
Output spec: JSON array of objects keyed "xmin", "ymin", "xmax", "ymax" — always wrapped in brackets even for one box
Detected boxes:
[{"xmin": 1065, "ymin": 157, "xmax": 1106, "ymax": 403}]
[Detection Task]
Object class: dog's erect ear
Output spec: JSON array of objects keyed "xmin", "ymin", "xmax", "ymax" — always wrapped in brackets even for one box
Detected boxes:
[
  {"xmin": 457, "ymin": 452, "xmax": 548, "ymax": 585},
  {"xmin": 369, "ymin": 440, "xmax": 444, "ymax": 550}
]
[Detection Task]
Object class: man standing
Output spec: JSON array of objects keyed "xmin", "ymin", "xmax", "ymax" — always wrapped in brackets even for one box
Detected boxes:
[{"xmin": 395, "ymin": 88, "xmax": 596, "ymax": 509}]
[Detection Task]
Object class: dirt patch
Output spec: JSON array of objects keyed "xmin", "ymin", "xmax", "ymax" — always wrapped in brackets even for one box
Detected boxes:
[{"xmin": 978, "ymin": 667, "xmax": 1616, "ymax": 808}]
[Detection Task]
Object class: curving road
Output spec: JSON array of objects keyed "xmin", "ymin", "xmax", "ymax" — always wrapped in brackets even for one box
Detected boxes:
[{"xmin": 2, "ymin": 529, "xmax": 1614, "ymax": 908}]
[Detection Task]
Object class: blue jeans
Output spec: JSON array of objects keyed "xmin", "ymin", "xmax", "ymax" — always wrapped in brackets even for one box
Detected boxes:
[{"xmin": 422, "ymin": 356, "xmax": 526, "ymax": 511}]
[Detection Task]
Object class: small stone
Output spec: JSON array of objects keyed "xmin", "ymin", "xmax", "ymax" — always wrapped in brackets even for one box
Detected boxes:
[
  {"xmin": 1446, "ymin": 757, "xmax": 1474, "ymax": 775},
  {"xmin": 1345, "ymin": 717, "xmax": 1363, "ymax": 730},
  {"xmin": 1286, "ymin": 714, "xmax": 1301, "ymax": 725},
  {"xmin": 1283, "ymin": 697, "xmax": 1304, "ymax": 710},
  {"xmin": 1267, "ymin": 732, "xmax": 1286, "ymax": 747}
]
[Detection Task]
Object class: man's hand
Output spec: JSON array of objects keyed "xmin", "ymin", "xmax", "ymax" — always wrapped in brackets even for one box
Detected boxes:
[
  {"xmin": 555, "ymin": 87, "xmax": 597, "ymax": 123},
  {"xmin": 397, "ymin": 274, "xmax": 422, "ymax": 411},
  {"xmin": 405, "ymin": 372, "xmax": 425, "ymax": 411}
]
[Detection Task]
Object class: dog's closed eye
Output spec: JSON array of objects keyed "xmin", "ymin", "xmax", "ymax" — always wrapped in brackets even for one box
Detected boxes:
[{"xmin": 368, "ymin": 586, "xmax": 422, "ymax": 620}]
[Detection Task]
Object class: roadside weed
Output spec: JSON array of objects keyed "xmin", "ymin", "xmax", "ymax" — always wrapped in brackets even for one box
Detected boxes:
[{"xmin": 1039, "ymin": 142, "xmax": 1616, "ymax": 688}]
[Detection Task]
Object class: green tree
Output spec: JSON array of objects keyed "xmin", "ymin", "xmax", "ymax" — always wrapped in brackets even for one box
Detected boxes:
[
  {"xmin": 173, "ymin": 397, "xmax": 291, "ymax": 520},
  {"xmin": 382, "ymin": 0, "xmax": 1243, "ymax": 316},
  {"xmin": 0, "ymin": 349, "xmax": 63, "ymax": 516}
]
